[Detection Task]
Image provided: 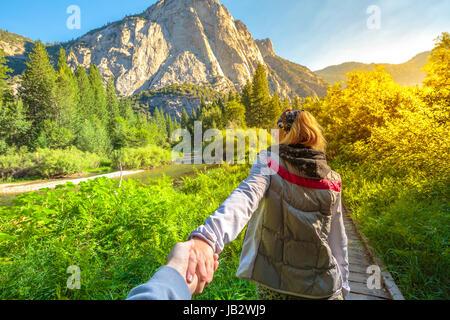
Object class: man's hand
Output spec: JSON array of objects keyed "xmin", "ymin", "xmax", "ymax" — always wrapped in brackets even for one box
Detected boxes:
[
  {"xmin": 166, "ymin": 240, "xmax": 218, "ymax": 295},
  {"xmin": 187, "ymin": 237, "xmax": 218, "ymax": 294}
]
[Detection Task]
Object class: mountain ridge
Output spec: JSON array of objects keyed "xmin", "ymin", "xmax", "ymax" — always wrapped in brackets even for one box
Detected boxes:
[
  {"xmin": 256, "ymin": 38, "xmax": 328, "ymax": 98},
  {"xmin": 315, "ymin": 51, "xmax": 431, "ymax": 86}
]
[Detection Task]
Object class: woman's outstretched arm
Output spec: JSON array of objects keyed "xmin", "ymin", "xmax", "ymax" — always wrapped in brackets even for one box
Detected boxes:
[
  {"xmin": 186, "ymin": 151, "xmax": 270, "ymax": 290},
  {"xmin": 190, "ymin": 151, "xmax": 270, "ymax": 253}
]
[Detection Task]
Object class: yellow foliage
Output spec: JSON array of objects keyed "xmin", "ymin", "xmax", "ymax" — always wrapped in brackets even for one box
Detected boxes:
[
  {"xmin": 306, "ymin": 66, "xmax": 420, "ymax": 158},
  {"xmin": 352, "ymin": 106, "xmax": 449, "ymax": 177},
  {"xmin": 303, "ymin": 32, "xmax": 449, "ymax": 179}
]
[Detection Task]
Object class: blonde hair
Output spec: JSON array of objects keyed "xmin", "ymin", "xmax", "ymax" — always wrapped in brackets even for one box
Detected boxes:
[{"xmin": 278, "ymin": 110, "xmax": 327, "ymax": 152}]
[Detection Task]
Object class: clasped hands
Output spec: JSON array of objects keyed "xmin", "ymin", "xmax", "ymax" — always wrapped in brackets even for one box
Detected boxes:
[{"xmin": 166, "ymin": 237, "xmax": 218, "ymax": 295}]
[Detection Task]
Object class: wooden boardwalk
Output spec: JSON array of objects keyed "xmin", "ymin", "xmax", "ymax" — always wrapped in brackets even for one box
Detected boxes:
[{"xmin": 343, "ymin": 209, "xmax": 404, "ymax": 300}]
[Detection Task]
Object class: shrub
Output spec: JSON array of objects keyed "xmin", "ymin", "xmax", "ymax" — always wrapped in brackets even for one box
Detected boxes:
[
  {"xmin": 0, "ymin": 147, "xmax": 101, "ymax": 180},
  {"xmin": 0, "ymin": 147, "xmax": 36, "ymax": 179},
  {"xmin": 112, "ymin": 146, "xmax": 171, "ymax": 170},
  {"xmin": 351, "ymin": 104, "xmax": 449, "ymax": 178},
  {"xmin": 34, "ymin": 147, "xmax": 100, "ymax": 178}
]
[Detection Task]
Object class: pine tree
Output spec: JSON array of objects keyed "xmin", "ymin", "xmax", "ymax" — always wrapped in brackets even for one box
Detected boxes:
[
  {"xmin": 266, "ymin": 93, "xmax": 282, "ymax": 127},
  {"xmin": 241, "ymin": 80, "xmax": 252, "ymax": 123},
  {"xmin": 0, "ymin": 49, "xmax": 12, "ymax": 103},
  {"xmin": 75, "ymin": 66, "xmax": 95, "ymax": 120},
  {"xmin": 199, "ymin": 98, "xmax": 207, "ymax": 114},
  {"xmin": 249, "ymin": 63, "xmax": 271, "ymax": 128},
  {"xmin": 241, "ymin": 80, "xmax": 252, "ymax": 107},
  {"xmin": 181, "ymin": 108, "xmax": 189, "ymax": 129},
  {"xmin": 282, "ymin": 97, "xmax": 291, "ymax": 110},
  {"xmin": 188, "ymin": 108, "xmax": 198, "ymax": 133},
  {"xmin": 106, "ymin": 76, "xmax": 120, "ymax": 121},
  {"xmin": 20, "ymin": 41, "xmax": 58, "ymax": 141},
  {"xmin": 292, "ymin": 96, "xmax": 302, "ymax": 110},
  {"xmin": 173, "ymin": 117, "xmax": 180, "ymax": 130},
  {"xmin": 217, "ymin": 98, "xmax": 225, "ymax": 114},
  {"xmin": 55, "ymin": 47, "xmax": 78, "ymax": 131},
  {"xmin": 0, "ymin": 99, "xmax": 31, "ymax": 149},
  {"xmin": 118, "ymin": 98, "xmax": 135, "ymax": 121},
  {"xmin": 166, "ymin": 113, "xmax": 174, "ymax": 139},
  {"xmin": 88, "ymin": 64, "xmax": 108, "ymax": 125},
  {"xmin": 191, "ymin": 108, "xmax": 197, "ymax": 122},
  {"xmin": 227, "ymin": 90, "xmax": 236, "ymax": 102},
  {"xmin": 153, "ymin": 107, "xmax": 167, "ymax": 139}
]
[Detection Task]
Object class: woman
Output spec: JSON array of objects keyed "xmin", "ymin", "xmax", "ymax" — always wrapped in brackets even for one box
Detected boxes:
[{"xmin": 187, "ymin": 110, "xmax": 350, "ymax": 300}]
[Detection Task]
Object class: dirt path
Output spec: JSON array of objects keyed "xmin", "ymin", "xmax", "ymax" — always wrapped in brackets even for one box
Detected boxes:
[{"xmin": 0, "ymin": 170, "xmax": 144, "ymax": 194}]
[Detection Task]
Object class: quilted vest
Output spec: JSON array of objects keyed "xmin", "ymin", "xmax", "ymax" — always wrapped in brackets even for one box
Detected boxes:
[{"xmin": 237, "ymin": 145, "xmax": 343, "ymax": 299}]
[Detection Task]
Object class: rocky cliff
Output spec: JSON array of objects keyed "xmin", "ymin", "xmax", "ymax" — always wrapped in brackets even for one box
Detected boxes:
[
  {"xmin": 64, "ymin": 0, "xmax": 326, "ymax": 99},
  {"xmin": 1, "ymin": 0, "xmax": 330, "ymax": 117},
  {"xmin": 255, "ymin": 38, "xmax": 329, "ymax": 98}
]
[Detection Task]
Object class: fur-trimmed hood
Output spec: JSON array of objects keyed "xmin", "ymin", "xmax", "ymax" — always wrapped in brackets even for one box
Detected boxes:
[{"xmin": 274, "ymin": 144, "xmax": 332, "ymax": 179}]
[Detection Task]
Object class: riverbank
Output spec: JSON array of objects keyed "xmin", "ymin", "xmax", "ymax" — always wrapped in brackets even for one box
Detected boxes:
[
  {"xmin": 0, "ymin": 163, "xmax": 213, "ymax": 206},
  {"xmin": 0, "ymin": 170, "xmax": 144, "ymax": 194}
]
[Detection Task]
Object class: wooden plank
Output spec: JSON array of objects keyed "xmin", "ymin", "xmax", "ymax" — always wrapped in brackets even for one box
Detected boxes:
[
  {"xmin": 349, "ymin": 263, "xmax": 370, "ymax": 274},
  {"xmin": 348, "ymin": 244, "xmax": 366, "ymax": 252},
  {"xmin": 347, "ymin": 238, "xmax": 364, "ymax": 245},
  {"xmin": 344, "ymin": 223, "xmax": 358, "ymax": 232},
  {"xmin": 349, "ymin": 254, "xmax": 372, "ymax": 266},
  {"xmin": 346, "ymin": 234, "xmax": 361, "ymax": 241},
  {"xmin": 349, "ymin": 250, "xmax": 368, "ymax": 259},
  {"xmin": 349, "ymin": 281, "xmax": 392, "ymax": 299},
  {"xmin": 348, "ymin": 246, "xmax": 365, "ymax": 254},
  {"xmin": 348, "ymin": 247, "xmax": 370, "ymax": 257},
  {"xmin": 349, "ymin": 272, "xmax": 370, "ymax": 284},
  {"xmin": 345, "ymin": 229, "xmax": 360, "ymax": 238},
  {"xmin": 347, "ymin": 292, "xmax": 388, "ymax": 300},
  {"xmin": 346, "ymin": 233, "xmax": 360, "ymax": 240}
]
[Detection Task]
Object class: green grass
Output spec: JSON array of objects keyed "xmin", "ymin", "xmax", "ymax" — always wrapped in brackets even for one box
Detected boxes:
[
  {"xmin": 84, "ymin": 167, "xmax": 112, "ymax": 174},
  {"xmin": 0, "ymin": 164, "xmax": 254, "ymax": 300},
  {"xmin": 0, "ymin": 175, "xmax": 42, "ymax": 184},
  {"xmin": 331, "ymin": 160, "xmax": 450, "ymax": 300}
]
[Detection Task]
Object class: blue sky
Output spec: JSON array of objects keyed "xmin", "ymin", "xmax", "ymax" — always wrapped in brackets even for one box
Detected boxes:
[{"xmin": 1, "ymin": 0, "xmax": 449, "ymax": 70}]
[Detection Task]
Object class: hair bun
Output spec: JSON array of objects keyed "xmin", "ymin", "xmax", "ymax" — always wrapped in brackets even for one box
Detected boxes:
[{"xmin": 277, "ymin": 109, "xmax": 303, "ymax": 132}]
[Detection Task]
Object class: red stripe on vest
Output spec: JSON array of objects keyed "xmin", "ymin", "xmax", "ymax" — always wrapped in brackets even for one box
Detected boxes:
[{"xmin": 267, "ymin": 157, "xmax": 342, "ymax": 192}]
